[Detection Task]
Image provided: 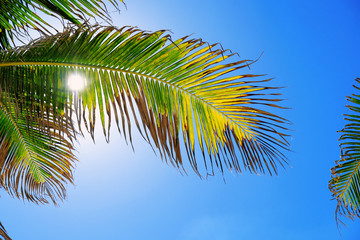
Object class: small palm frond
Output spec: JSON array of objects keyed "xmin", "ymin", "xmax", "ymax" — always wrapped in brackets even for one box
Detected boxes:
[
  {"xmin": 330, "ymin": 78, "xmax": 360, "ymax": 224},
  {"xmin": 0, "ymin": 26, "xmax": 289, "ymax": 193},
  {"xmin": 0, "ymin": 221, "xmax": 11, "ymax": 240},
  {"xmin": 0, "ymin": 83, "xmax": 77, "ymax": 204},
  {"xmin": 0, "ymin": 0, "xmax": 122, "ymax": 50}
]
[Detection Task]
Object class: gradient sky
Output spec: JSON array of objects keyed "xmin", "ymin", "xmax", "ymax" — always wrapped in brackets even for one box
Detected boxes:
[{"xmin": 1, "ymin": 0, "xmax": 360, "ymax": 239}]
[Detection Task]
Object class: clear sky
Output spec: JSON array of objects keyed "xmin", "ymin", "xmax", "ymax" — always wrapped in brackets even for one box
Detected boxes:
[{"xmin": 1, "ymin": 0, "xmax": 360, "ymax": 239}]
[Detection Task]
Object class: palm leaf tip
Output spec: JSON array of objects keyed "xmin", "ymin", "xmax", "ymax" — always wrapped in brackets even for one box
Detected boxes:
[
  {"xmin": 329, "ymin": 77, "xmax": 360, "ymax": 224},
  {"xmin": 0, "ymin": 25, "xmax": 290, "ymax": 179},
  {"xmin": 0, "ymin": 221, "xmax": 11, "ymax": 240}
]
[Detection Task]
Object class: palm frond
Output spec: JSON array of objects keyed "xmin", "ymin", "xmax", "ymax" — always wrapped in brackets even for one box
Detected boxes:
[
  {"xmin": 0, "ymin": 26, "xmax": 289, "ymax": 187},
  {"xmin": 330, "ymin": 78, "xmax": 360, "ymax": 224},
  {"xmin": 0, "ymin": 0, "xmax": 122, "ymax": 50},
  {"xmin": 0, "ymin": 82, "xmax": 77, "ymax": 204}
]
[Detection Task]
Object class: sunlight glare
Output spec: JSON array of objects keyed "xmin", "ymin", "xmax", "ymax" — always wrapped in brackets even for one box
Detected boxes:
[{"xmin": 68, "ymin": 73, "xmax": 87, "ymax": 91}]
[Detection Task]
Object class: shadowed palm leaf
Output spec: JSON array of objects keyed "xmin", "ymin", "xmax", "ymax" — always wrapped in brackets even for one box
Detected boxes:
[
  {"xmin": 0, "ymin": 0, "xmax": 122, "ymax": 49},
  {"xmin": 330, "ymin": 78, "xmax": 360, "ymax": 224},
  {"xmin": 0, "ymin": 85, "xmax": 76, "ymax": 204},
  {"xmin": 0, "ymin": 76, "xmax": 76, "ymax": 240},
  {"xmin": 0, "ymin": 26, "xmax": 289, "ymax": 190}
]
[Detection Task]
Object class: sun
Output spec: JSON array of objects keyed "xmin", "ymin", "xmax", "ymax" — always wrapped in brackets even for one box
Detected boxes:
[{"xmin": 68, "ymin": 73, "xmax": 87, "ymax": 91}]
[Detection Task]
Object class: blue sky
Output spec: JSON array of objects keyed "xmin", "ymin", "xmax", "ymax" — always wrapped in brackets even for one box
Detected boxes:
[{"xmin": 1, "ymin": 0, "xmax": 360, "ymax": 239}]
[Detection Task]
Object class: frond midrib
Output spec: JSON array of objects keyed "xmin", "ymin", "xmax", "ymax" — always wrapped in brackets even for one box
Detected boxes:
[
  {"xmin": 0, "ymin": 61, "xmax": 256, "ymax": 138},
  {"xmin": 335, "ymin": 156, "xmax": 360, "ymax": 209},
  {"xmin": 0, "ymin": 101, "xmax": 44, "ymax": 182}
]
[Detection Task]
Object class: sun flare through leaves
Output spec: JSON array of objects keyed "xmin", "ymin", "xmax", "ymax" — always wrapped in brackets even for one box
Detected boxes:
[
  {"xmin": 0, "ymin": 26, "xmax": 290, "ymax": 207},
  {"xmin": 68, "ymin": 73, "xmax": 87, "ymax": 91}
]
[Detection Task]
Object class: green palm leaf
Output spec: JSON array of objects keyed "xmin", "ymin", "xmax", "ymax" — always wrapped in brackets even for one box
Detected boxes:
[
  {"xmin": 0, "ymin": 90, "xmax": 76, "ymax": 204},
  {"xmin": 330, "ymin": 78, "xmax": 360, "ymax": 224},
  {"xmin": 0, "ymin": 0, "xmax": 122, "ymax": 50},
  {"xmin": 0, "ymin": 26, "xmax": 289, "ymax": 203}
]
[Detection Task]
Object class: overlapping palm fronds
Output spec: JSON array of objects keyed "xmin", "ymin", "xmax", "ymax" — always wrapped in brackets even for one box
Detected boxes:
[
  {"xmin": 0, "ymin": 1, "xmax": 291, "ymax": 237},
  {"xmin": 0, "ymin": 0, "xmax": 122, "ymax": 50},
  {"xmin": 330, "ymin": 78, "xmax": 360, "ymax": 224},
  {"xmin": 1, "ymin": 26, "xmax": 289, "ymax": 190},
  {"xmin": 0, "ymin": 90, "xmax": 76, "ymax": 204},
  {"xmin": 0, "ymin": 63, "xmax": 77, "ymax": 239},
  {"xmin": 0, "ymin": 2, "xmax": 124, "ymax": 238}
]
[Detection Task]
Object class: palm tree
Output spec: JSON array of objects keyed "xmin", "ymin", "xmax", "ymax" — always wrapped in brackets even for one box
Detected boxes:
[
  {"xmin": 0, "ymin": 1, "xmax": 289, "ymax": 238},
  {"xmin": 329, "ymin": 78, "xmax": 360, "ymax": 225}
]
